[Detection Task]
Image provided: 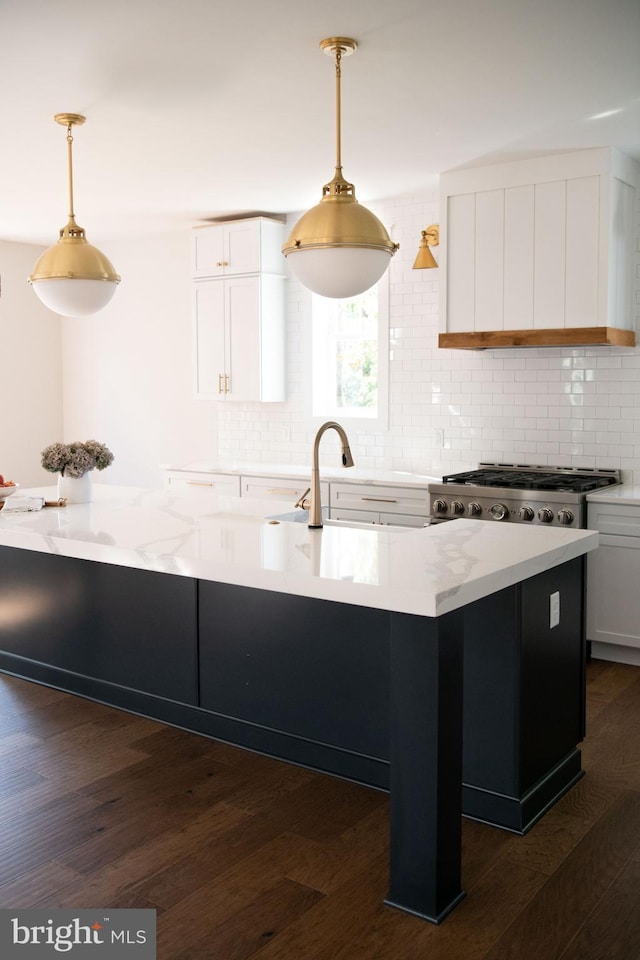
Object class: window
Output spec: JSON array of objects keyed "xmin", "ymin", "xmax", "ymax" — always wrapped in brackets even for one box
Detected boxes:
[{"xmin": 311, "ymin": 277, "xmax": 388, "ymax": 425}]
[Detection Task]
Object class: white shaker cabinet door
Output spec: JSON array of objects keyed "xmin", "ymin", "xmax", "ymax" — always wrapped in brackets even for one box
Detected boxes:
[
  {"xmin": 193, "ymin": 280, "xmax": 226, "ymax": 398},
  {"xmin": 193, "ymin": 276, "xmax": 285, "ymax": 402},
  {"xmin": 192, "ymin": 220, "xmax": 260, "ymax": 278}
]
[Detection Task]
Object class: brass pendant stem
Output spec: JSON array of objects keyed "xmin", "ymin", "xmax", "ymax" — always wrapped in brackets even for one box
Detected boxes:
[
  {"xmin": 335, "ymin": 46, "xmax": 342, "ymax": 174},
  {"xmin": 66, "ymin": 123, "xmax": 76, "ymax": 223}
]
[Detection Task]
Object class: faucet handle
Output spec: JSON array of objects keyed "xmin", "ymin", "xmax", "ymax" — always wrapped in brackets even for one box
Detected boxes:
[{"xmin": 294, "ymin": 487, "xmax": 311, "ymax": 510}]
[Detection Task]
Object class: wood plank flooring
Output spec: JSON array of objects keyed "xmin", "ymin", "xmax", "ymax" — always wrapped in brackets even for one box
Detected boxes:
[{"xmin": 0, "ymin": 658, "xmax": 638, "ymax": 959}]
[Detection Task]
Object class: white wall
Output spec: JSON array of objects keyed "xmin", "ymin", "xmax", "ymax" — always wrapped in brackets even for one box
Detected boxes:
[
  {"xmin": 62, "ymin": 230, "xmax": 215, "ymax": 488},
  {"xmin": 0, "ymin": 241, "xmax": 62, "ymax": 486}
]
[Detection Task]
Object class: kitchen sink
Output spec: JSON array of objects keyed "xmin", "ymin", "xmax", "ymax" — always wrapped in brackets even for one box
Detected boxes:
[{"xmin": 265, "ymin": 509, "xmax": 424, "ymax": 531}]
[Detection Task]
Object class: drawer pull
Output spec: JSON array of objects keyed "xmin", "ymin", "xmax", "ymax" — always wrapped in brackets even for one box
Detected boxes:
[
  {"xmin": 186, "ymin": 481, "xmax": 215, "ymax": 487},
  {"xmin": 361, "ymin": 496, "xmax": 398, "ymax": 504},
  {"xmin": 268, "ymin": 488, "xmax": 299, "ymax": 496}
]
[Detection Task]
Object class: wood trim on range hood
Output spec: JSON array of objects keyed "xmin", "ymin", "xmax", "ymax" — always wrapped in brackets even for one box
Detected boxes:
[{"xmin": 439, "ymin": 327, "xmax": 636, "ymax": 350}]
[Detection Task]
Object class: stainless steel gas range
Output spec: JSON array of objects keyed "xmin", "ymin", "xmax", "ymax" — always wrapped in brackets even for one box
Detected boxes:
[{"xmin": 428, "ymin": 463, "xmax": 621, "ymax": 528}]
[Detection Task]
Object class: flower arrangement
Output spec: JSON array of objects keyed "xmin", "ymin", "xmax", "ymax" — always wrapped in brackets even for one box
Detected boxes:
[{"xmin": 41, "ymin": 440, "xmax": 114, "ymax": 478}]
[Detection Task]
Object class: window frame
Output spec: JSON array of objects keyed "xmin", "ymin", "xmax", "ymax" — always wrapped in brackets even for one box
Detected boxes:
[{"xmin": 305, "ymin": 272, "xmax": 390, "ymax": 433}]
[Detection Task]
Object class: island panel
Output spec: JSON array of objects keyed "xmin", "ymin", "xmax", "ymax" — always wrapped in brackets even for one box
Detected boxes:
[
  {"xmin": 198, "ymin": 581, "xmax": 391, "ymax": 763},
  {"xmin": 0, "ymin": 546, "xmax": 198, "ymax": 706}
]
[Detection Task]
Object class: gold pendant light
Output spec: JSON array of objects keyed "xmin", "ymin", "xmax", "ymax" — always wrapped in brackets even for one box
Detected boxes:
[
  {"xmin": 29, "ymin": 114, "xmax": 120, "ymax": 318},
  {"xmin": 283, "ymin": 38, "xmax": 398, "ymax": 299},
  {"xmin": 412, "ymin": 224, "xmax": 440, "ymax": 269}
]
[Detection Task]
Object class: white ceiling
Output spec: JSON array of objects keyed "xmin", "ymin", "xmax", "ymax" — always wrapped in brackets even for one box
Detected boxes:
[{"xmin": 1, "ymin": 0, "xmax": 639, "ymax": 247}]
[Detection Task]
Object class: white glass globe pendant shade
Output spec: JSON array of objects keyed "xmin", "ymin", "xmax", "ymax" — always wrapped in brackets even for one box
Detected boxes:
[
  {"xmin": 288, "ymin": 246, "xmax": 391, "ymax": 299},
  {"xmin": 31, "ymin": 277, "xmax": 119, "ymax": 318}
]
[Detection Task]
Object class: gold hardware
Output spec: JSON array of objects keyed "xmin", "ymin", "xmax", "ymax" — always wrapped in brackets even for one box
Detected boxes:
[
  {"xmin": 268, "ymin": 488, "xmax": 299, "ymax": 496},
  {"xmin": 186, "ymin": 481, "xmax": 214, "ymax": 487},
  {"xmin": 412, "ymin": 224, "xmax": 440, "ymax": 269},
  {"xmin": 218, "ymin": 373, "xmax": 224, "ymax": 394},
  {"xmin": 361, "ymin": 496, "xmax": 398, "ymax": 503},
  {"xmin": 224, "ymin": 374, "xmax": 230, "ymax": 393}
]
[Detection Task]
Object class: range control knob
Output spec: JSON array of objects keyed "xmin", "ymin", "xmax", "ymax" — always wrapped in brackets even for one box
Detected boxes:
[
  {"xmin": 490, "ymin": 503, "xmax": 509, "ymax": 521},
  {"xmin": 451, "ymin": 500, "xmax": 465, "ymax": 516},
  {"xmin": 432, "ymin": 499, "xmax": 448, "ymax": 515},
  {"xmin": 557, "ymin": 509, "xmax": 574, "ymax": 526},
  {"xmin": 538, "ymin": 507, "xmax": 554, "ymax": 523},
  {"xmin": 519, "ymin": 506, "xmax": 535, "ymax": 522},
  {"xmin": 468, "ymin": 501, "xmax": 482, "ymax": 517}
]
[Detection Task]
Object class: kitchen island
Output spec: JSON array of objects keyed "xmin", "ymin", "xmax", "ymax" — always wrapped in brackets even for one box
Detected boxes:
[{"xmin": 0, "ymin": 485, "xmax": 598, "ymax": 923}]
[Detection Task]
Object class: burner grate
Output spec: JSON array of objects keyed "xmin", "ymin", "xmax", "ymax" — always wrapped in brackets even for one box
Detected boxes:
[{"xmin": 441, "ymin": 469, "xmax": 618, "ymax": 493}]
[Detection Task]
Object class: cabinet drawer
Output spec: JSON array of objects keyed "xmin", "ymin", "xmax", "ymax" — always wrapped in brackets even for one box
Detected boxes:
[
  {"xmin": 331, "ymin": 507, "xmax": 429, "ymax": 528},
  {"xmin": 241, "ymin": 475, "xmax": 329, "ymax": 504},
  {"xmin": 330, "ymin": 482, "xmax": 429, "ymax": 518},
  {"xmin": 164, "ymin": 471, "xmax": 240, "ymax": 496},
  {"xmin": 587, "ymin": 503, "xmax": 640, "ymax": 537}
]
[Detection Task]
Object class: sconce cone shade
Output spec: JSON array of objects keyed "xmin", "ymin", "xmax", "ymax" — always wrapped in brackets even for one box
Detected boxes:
[
  {"xmin": 30, "ymin": 222, "xmax": 120, "ymax": 318},
  {"xmin": 412, "ymin": 225, "xmax": 439, "ymax": 270},
  {"xmin": 29, "ymin": 113, "xmax": 120, "ymax": 318},
  {"xmin": 282, "ymin": 37, "xmax": 397, "ymax": 299}
]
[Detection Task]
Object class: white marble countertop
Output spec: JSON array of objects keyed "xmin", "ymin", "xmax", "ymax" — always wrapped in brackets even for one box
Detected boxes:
[
  {"xmin": 0, "ymin": 485, "xmax": 598, "ymax": 619},
  {"xmin": 586, "ymin": 484, "xmax": 640, "ymax": 506},
  {"xmin": 160, "ymin": 460, "xmax": 439, "ymax": 488}
]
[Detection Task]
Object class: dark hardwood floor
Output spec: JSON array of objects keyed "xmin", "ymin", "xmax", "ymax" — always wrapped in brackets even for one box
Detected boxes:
[{"xmin": 0, "ymin": 658, "xmax": 639, "ymax": 959}]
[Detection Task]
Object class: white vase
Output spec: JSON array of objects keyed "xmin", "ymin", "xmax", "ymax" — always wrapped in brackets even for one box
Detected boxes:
[{"xmin": 57, "ymin": 472, "xmax": 93, "ymax": 503}]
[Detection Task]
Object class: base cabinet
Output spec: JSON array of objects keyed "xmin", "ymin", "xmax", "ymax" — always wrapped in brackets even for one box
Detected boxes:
[
  {"xmin": 329, "ymin": 482, "xmax": 430, "ymax": 527},
  {"xmin": 587, "ymin": 501, "xmax": 640, "ymax": 664},
  {"xmin": 164, "ymin": 469, "xmax": 241, "ymax": 497}
]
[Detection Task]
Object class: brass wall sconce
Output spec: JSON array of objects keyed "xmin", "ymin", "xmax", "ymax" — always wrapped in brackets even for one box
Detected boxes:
[{"xmin": 412, "ymin": 224, "xmax": 439, "ymax": 269}]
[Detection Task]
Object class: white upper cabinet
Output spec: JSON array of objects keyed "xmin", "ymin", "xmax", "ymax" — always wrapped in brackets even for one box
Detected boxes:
[
  {"xmin": 439, "ymin": 148, "xmax": 638, "ymax": 348},
  {"xmin": 192, "ymin": 217, "xmax": 286, "ymax": 402},
  {"xmin": 193, "ymin": 274, "xmax": 285, "ymax": 402},
  {"xmin": 192, "ymin": 217, "xmax": 286, "ymax": 278}
]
